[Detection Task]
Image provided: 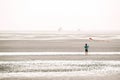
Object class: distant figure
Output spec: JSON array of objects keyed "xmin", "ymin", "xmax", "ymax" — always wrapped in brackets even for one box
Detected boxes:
[
  {"xmin": 84, "ymin": 44, "xmax": 89, "ymax": 55},
  {"xmin": 89, "ymin": 38, "xmax": 93, "ymax": 40}
]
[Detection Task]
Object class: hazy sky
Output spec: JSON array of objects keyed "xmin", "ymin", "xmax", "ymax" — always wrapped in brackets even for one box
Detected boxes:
[{"xmin": 0, "ymin": 0, "xmax": 120, "ymax": 33}]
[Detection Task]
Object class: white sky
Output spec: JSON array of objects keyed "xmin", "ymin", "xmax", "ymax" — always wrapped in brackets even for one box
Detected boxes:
[{"xmin": 0, "ymin": 0, "xmax": 120, "ymax": 34}]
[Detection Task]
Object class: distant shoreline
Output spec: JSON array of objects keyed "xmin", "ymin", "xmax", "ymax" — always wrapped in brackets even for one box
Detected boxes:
[
  {"xmin": 0, "ymin": 31, "xmax": 120, "ymax": 35},
  {"xmin": 0, "ymin": 52, "xmax": 120, "ymax": 56}
]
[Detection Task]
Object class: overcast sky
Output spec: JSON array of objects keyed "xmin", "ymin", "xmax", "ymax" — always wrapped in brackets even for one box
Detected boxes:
[{"xmin": 0, "ymin": 0, "xmax": 120, "ymax": 34}]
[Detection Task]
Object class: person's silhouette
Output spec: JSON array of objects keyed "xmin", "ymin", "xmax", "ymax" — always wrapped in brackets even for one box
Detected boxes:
[{"xmin": 84, "ymin": 44, "xmax": 89, "ymax": 55}]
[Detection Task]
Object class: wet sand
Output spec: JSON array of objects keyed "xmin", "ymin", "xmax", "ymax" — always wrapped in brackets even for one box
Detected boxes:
[
  {"xmin": 0, "ymin": 54, "xmax": 120, "ymax": 61},
  {"xmin": 0, "ymin": 34, "xmax": 120, "ymax": 80},
  {"xmin": 0, "ymin": 39, "xmax": 120, "ymax": 52},
  {"xmin": 1, "ymin": 74, "xmax": 120, "ymax": 80}
]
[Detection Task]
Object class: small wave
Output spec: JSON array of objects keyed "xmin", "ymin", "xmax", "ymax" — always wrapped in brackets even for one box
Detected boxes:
[
  {"xmin": 0, "ymin": 34, "xmax": 120, "ymax": 40},
  {"xmin": 0, "ymin": 52, "xmax": 120, "ymax": 56},
  {"xmin": 0, "ymin": 60, "xmax": 120, "ymax": 78}
]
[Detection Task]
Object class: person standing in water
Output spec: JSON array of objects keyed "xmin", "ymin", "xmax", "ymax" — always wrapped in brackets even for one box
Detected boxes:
[{"xmin": 84, "ymin": 44, "xmax": 89, "ymax": 55}]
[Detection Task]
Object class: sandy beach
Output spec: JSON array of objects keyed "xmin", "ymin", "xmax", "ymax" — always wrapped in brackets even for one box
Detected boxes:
[
  {"xmin": 0, "ymin": 0, "xmax": 120, "ymax": 79},
  {"xmin": 0, "ymin": 39, "xmax": 120, "ymax": 52},
  {"xmin": 0, "ymin": 34, "xmax": 120, "ymax": 80},
  {"xmin": 0, "ymin": 33, "xmax": 120, "ymax": 52}
]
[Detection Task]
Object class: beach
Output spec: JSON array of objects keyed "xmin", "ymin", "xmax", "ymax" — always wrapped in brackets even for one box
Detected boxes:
[
  {"xmin": 0, "ymin": 53, "xmax": 120, "ymax": 61},
  {"xmin": 1, "ymin": 74, "xmax": 119, "ymax": 80},
  {"xmin": 0, "ymin": 33, "xmax": 120, "ymax": 52},
  {"xmin": 0, "ymin": 33, "xmax": 120, "ymax": 80},
  {"xmin": 0, "ymin": 53, "xmax": 120, "ymax": 80}
]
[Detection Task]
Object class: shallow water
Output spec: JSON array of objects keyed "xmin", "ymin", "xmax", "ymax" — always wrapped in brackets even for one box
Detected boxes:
[
  {"xmin": 0, "ymin": 60, "xmax": 120, "ymax": 78},
  {"xmin": 0, "ymin": 33, "xmax": 120, "ymax": 40}
]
